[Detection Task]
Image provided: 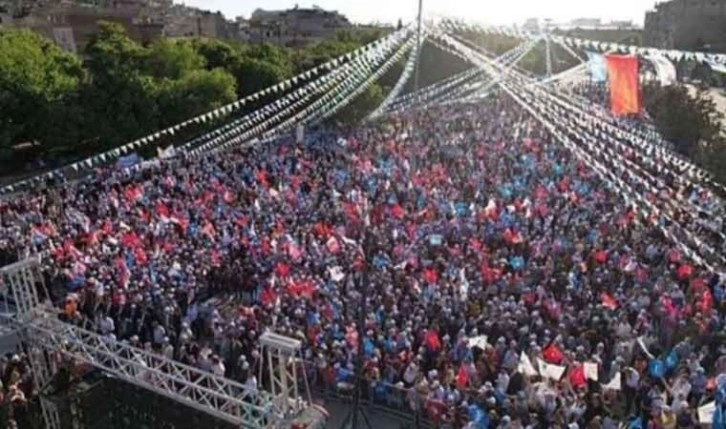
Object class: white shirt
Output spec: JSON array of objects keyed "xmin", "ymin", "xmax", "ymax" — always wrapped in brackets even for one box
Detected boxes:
[{"xmin": 212, "ymin": 361, "xmax": 226, "ymax": 377}]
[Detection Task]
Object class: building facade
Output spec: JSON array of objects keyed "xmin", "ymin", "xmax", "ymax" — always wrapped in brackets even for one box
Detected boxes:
[
  {"xmin": 2, "ymin": 0, "xmax": 167, "ymax": 53},
  {"xmin": 248, "ymin": 6, "xmax": 351, "ymax": 47},
  {"xmin": 644, "ymin": 0, "xmax": 726, "ymax": 53},
  {"xmin": 163, "ymin": 4, "xmax": 231, "ymax": 39}
]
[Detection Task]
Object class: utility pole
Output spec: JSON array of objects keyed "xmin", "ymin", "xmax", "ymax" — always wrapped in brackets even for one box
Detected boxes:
[
  {"xmin": 545, "ymin": 34, "xmax": 553, "ymax": 77},
  {"xmin": 413, "ymin": 0, "xmax": 424, "ymax": 90}
]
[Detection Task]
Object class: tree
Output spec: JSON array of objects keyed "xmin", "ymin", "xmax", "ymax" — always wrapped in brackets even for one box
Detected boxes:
[
  {"xmin": 642, "ymin": 84, "xmax": 724, "ymax": 157},
  {"xmin": 0, "ymin": 29, "xmax": 84, "ymax": 164},
  {"xmin": 157, "ymin": 68, "xmax": 237, "ymax": 126},
  {"xmin": 233, "ymin": 58, "xmax": 288, "ymax": 98},
  {"xmin": 192, "ymin": 38, "xmax": 242, "ymax": 71},
  {"xmin": 81, "ymin": 22, "xmax": 160, "ymax": 149},
  {"xmin": 328, "ymin": 83, "xmax": 385, "ymax": 125},
  {"xmin": 143, "ymin": 39, "xmax": 206, "ymax": 80}
]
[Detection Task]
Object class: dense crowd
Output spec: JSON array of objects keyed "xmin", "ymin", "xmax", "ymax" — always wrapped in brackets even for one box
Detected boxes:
[{"xmin": 1, "ymin": 90, "xmax": 725, "ymax": 429}]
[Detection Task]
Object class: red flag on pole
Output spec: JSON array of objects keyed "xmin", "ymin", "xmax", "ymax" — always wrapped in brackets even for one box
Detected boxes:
[{"xmin": 605, "ymin": 54, "xmax": 641, "ymax": 116}]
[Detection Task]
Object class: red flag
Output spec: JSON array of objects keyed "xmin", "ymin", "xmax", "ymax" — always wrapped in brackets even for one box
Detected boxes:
[
  {"xmin": 423, "ymin": 267, "xmax": 438, "ymax": 284},
  {"xmin": 456, "ymin": 365, "xmax": 469, "ymax": 389},
  {"xmin": 676, "ymin": 264, "xmax": 693, "ymax": 281},
  {"xmin": 542, "ymin": 343, "xmax": 564, "ymax": 365},
  {"xmin": 425, "ymin": 330, "xmax": 442, "ymax": 351},
  {"xmin": 260, "ymin": 287, "xmax": 277, "ymax": 306},
  {"xmin": 601, "ymin": 292, "xmax": 618, "ymax": 310},
  {"xmin": 391, "ymin": 204, "xmax": 405, "ymax": 219},
  {"xmin": 594, "ymin": 250, "xmax": 608, "ymax": 264},
  {"xmin": 201, "ymin": 222, "xmax": 216, "ymax": 240},
  {"xmin": 275, "ymin": 262, "xmax": 290, "ymax": 278},
  {"xmin": 123, "ymin": 185, "xmax": 144, "ymax": 202},
  {"xmin": 699, "ymin": 289, "xmax": 713, "ymax": 314},
  {"xmin": 605, "ymin": 54, "xmax": 641, "ymax": 116},
  {"xmin": 569, "ymin": 364, "xmax": 587, "ymax": 389}
]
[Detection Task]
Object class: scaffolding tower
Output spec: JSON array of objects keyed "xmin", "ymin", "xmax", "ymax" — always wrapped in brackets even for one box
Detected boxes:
[{"xmin": 0, "ymin": 257, "xmax": 312, "ymax": 428}]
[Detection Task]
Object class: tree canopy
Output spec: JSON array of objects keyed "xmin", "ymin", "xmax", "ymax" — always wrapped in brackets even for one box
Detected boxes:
[{"xmin": 0, "ymin": 25, "xmax": 396, "ymax": 174}]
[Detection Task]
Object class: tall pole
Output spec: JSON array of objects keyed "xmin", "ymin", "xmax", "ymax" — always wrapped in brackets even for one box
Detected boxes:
[
  {"xmin": 414, "ymin": 0, "xmax": 424, "ymax": 90},
  {"xmin": 545, "ymin": 34, "xmax": 553, "ymax": 77}
]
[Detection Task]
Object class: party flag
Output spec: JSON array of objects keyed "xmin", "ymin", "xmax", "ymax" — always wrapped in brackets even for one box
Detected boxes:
[{"xmin": 605, "ymin": 54, "xmax": 641, "ymax": 116}]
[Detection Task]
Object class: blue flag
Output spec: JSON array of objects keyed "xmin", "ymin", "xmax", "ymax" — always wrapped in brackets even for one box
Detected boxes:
[{"xmin": 586, "ymin": 51, "xmax": 608, "ymax": 82}]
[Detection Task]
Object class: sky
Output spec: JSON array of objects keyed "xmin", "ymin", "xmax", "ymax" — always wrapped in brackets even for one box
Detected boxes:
[{"xmin": 177, "ymin": 0, "xmax": 661, "ymax": 26}]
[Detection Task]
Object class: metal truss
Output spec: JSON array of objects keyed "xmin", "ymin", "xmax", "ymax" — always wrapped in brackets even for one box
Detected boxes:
[
  {"xmin": 259, "ymin": 332, "xmax": 308, "ymax": 419},
  {"xmin": 18, "ymin": 311, "xmax": 278, "ymax": 428},
  {"xmin": 1, "ymin": 256, "xmax": 313, "ymax": 428},
  {"xmin": 1, "ymin": 257, "xmax": 62, "ymax": 429}
]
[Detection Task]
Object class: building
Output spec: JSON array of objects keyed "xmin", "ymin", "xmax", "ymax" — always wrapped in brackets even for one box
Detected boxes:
[
  {"xmin": 248, "ymin": 5, "xmax": 352, "ymax": 47},
  {"xmin": 163, "ymin": 4, "xmax": 231, "ymax": 39},
  {"xmin": 523, "ymin": 18, "xmax": 540, "ymax": 33},
  {"xmin": 644, "ymin": 0, "xmax": 726, "ymax": 53},
  {"xmin": 4, "ymin": 1, "xmax": 166, "ymax": 53},
  {"xmin": 232, "ymin": 16, "xmax": 250, "ymax": 41},
  {"xmin": 569, "ymin": 18, "xmax": 601, "ymax": 28}
]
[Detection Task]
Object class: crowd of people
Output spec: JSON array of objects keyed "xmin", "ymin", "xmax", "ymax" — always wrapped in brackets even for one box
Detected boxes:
[{"xmin": 0, "ymin": 88, "xmax": 725, "ymax": 429}]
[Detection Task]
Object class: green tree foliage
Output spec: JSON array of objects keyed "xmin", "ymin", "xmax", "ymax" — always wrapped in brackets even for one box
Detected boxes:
[
  {"xmin": 643, "ymin": 84, "xmax": 723, "ymax": 157},
  {"xmin": 0, "ymin": 23, "xmax": 240, "ymax": 170},
  {"xmin": 0, "ymin": 29, "xmax": 84, "ymax": 161},
  {"xmin": 157, "ymin": 68, "xmax": 237, "ymax": 126},
  {"xmin": 643, "ymin": 83, "xmax": 726, "ymax": 183}
]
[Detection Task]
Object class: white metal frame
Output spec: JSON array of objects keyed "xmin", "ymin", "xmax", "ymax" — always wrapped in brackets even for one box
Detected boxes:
[
  {"xmin": 0, "ymin": 257, "xmax": 296, "ymax": 428},
  {"xmin": 259, "ymin": 332, "xmax": 309, "ymax": 419},
  {"xmin": 1, "ymin": 257, "xmax": 62, "ymax": 429}
]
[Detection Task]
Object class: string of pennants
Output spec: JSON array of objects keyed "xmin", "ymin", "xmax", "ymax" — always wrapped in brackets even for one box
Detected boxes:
[
  {"xmin": 0, "ymin": 25, "xmax": 414, "ymax": 195},
  {"xmin": 317, "ymin": 39, "xmax": 418, "ymax": 124},
  {"xmin": 386, "ymin": 68, "xmax": 482, "ymax": 113},
  {"xmin": 558, "ymin": 87, "xmax": 726, "ymax": 198},
  {"xmin": 261, "ymin": 37, "xmax": 416, "ymax": 143},
  {"xmin": 181, "ymin": 29, "xmax": 411, "ymax": 156},
  {"xmin": 575, "ymin": 94, "xmax": 726, "ymax": 196},
  {"xmin": 441, "ymin": 19, "xmax": 726, "ymax": 65},
  {"xmin": 541, "ymin": 97, "xmax": 726, "ymax": 267},
  {"xmin": 401, "ymin": 36, "xmax": 535, "ymax": 110},
  {"xmin": 441, "ymin": 32, "xmax": 725, "ymax": 275},
  {"xmin": 437, "ymin": 39, "xmax": 541, "ymax": 107},
  {"xmin": 179, "ymin": 26, "xmax": 414, "ymax": 156},
  {"xmin": 185, "ymin": 30, "xmax": 416, "ymax": 157},
  {"xmin": 383, "ymin": 30, "xmax": 535, "ymax": 113},
  {"xmin": 443, "ymin": 27, "xmax": 726, "ymax": 207},
  {"xmin": 382, "ymin": 35, "xmax": 523, "ymax": 114},
  {"xmin": 447, "ymin": 33, "xmax": 726, "ymax": 266},
  {"xmin": 368, "ymin": 29, "xmax": 427, "ymax": 120},
  {"xmin": 199, "ymin": 36, "xmax": 417, "ymax": 158}
]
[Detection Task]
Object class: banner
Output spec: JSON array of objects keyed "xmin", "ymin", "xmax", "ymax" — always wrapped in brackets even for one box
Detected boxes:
[
  {"xmin": 585, "ymin": 51, "xmax": 608, "ymax": 82},
  {"xmin": 706, "ymin": 59, "xmax": 726, "ymax": 75},
  {"xmin": 115, "ymin": 153, "xmax": 142, "ymax": 170},
  {"xmin": 606, "ymin": 54, "xmax": 641, "ymax": 116},
  {"xmin": 646, "ymin": 55, "xmax": 677, "ymax": 86}
]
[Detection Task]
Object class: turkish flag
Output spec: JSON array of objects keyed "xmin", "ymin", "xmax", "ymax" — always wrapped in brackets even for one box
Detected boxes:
[
  {"xmin": 456, "ymin": 365, "xmax": 469, "ymax": 389},
  {"xmin": 425, "ymin": 330, "xmax": 442, "ymax": 351},
  {"xmin": 569, "ymin": 364, "xmax": 587, "ymax": 389},
  {"xmin": 542, "ymin": 343, "xmax": 564, "ymax": 365},
  {"xmin": 601, "ymin": 292, "xmax": 618, "ymax": 310}
]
